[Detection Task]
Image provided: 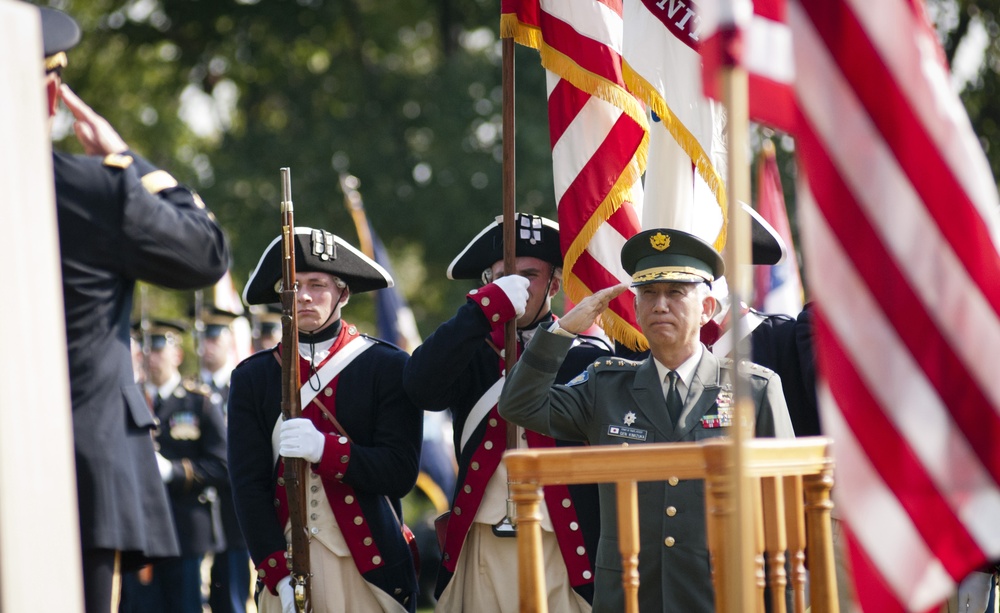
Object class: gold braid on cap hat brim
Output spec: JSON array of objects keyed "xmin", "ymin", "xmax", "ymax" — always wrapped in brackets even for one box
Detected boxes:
[
  {"xmin": 44, "ymin": 52, "xmax": 68, "ymax": 73},
  {"xmin": 630, "ymin": 266, "xmax": 713, "ymax": 285}
]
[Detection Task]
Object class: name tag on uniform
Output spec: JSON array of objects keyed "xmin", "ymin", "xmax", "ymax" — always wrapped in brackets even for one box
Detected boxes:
[{"xmin": 608, "ymin": 425, "xmax": 648, "ymax": 441}]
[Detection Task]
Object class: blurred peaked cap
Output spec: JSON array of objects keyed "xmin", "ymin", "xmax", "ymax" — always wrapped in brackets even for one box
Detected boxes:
[
  {"xmin": 242, "ymin": 227, "xmax": 393, "ymax": 306},
  {"xmin": 252, "ymin": 304, "xmax": 283, "ymax": 337},
  {"xmin": 447, "ymin": 213, "xmax": 561, "ymax": 280},
  {"xmin": 743, "ymin": 201, "xmax": 788, "ymax": 266},
  {"xmin": 130, "ymin": 319, "xmax": 188, "ymax": 349},
  {"xmin": 189, "ymin": 305, "xmax": 240, "ymax": 330},
  {"xmin": 39, "ymin": 7, "xmax": 81, "ymax": 59},
  {"xmin": 621, "ymin": 228, "xmax": 724, "ymax": 287}
]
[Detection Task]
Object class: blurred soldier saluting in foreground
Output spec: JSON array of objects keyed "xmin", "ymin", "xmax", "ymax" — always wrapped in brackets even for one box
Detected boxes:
[{"xmin": 38, "ymin": 7, "xmax": 230, "ymax": 612}]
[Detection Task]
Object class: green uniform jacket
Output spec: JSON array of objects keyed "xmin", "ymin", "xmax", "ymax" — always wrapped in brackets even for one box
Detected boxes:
[{"xmin": 499, "ymin": 326, "xmax": 794, "ymax": 613}]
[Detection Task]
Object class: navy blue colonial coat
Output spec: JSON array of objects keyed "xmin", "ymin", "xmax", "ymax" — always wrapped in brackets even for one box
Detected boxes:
[
  {"xmin": 227, "ymin": 323, "xmax": 421, "ymax": 611},
  {"xmin": 402, "ymin": 282, "xmax": 611, "ymax": 601}
]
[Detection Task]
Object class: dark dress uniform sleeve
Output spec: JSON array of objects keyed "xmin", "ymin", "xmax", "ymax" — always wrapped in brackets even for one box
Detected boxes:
[
  {"xmin": 403, "ymin": 283, "xmax": 514, "ymax": 411},
  {"xmin": 116, "ymin": 153, "xmax": 229, "ymax": 288}
]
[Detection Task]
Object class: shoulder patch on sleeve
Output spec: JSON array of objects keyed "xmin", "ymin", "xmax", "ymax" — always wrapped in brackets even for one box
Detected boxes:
[
  {"xmin": 103, "ymin": 153, "xmax": 134, "ymax": 169},
  {"xmin": 567, "ymin": 370, "xmax": 589, "ymax": 386},
  {"xmin": 141, "ymin": 169, "xmax": 179, "ymax": 194}
]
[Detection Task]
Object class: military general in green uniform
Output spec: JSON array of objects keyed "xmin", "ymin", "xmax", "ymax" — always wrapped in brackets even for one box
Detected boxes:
[{"xmin": 498, "ymin": 228, "xmax": 794, "ymax": 613}]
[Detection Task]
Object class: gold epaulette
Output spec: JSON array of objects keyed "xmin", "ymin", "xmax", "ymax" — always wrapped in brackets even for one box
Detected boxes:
[
  {"xmin": 103, "ymin": 153, "xmax": 134, "ymax": 169},
  {"xmin": 141, "ymin": 170, "xmax": 178, "ymax": 194}
]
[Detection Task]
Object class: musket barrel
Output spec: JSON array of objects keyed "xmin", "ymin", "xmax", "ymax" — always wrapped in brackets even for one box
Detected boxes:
[{"xmin": 277, "ymin": 166, "xmax": 311, "ymax": 612}]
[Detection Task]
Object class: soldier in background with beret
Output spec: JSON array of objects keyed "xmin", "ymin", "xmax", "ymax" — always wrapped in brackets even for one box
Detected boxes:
[
  {"xmin": 499, "ymin": 228, "xmax": 794, "ymax": 613},
  {"xmin": 228, "ymin": 228, "xmax": 421, "ymax": 612},
  {"xmin": 38, "ymin": 7, "xmax": 230, "ymax": 612}
]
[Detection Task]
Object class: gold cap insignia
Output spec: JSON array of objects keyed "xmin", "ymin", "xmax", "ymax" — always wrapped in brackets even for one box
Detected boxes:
[{"xmin": 650, "ymin": 232, "xmax": 670, "ymax": 251}]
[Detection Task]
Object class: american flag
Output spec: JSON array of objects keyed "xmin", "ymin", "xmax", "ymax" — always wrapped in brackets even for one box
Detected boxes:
[
  {"xmin": 705, "ymin": 0, "xmax": 1000, "ymax": 610},
  {"xmin": 501, "ymin": 0, "xmax": 648, "ymax": 350}
]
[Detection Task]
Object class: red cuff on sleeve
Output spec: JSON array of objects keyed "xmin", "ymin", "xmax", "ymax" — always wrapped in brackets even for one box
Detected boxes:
[
  {"xmin": 314, "ymin": 434, "xmax": 351, "ymax": 480},
  {"xmin": 256, "ymin": 550, "xmax": 290, "ymax": 594},
  {"xmin": 468, "ymin": 282, "xmax": 516, "ymax": 328}
]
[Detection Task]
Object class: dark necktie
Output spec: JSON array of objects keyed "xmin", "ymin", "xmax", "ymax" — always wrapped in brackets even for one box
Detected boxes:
[{"xmin": 666, "ymin": 371, "xmax": 683, "ymax": 426}]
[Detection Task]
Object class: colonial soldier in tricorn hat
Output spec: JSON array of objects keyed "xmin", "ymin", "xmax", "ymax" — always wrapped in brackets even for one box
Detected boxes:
[
  {"xmin": 227, "ymin": 227, "xmax": 421, "ymax": 612},
  {"xmin": 403, "ymin": 213, "xmax": 610, "ymax": 612},
  {"xmin": 37, "ymin": 7, "xmax": 230, "ymax": 612},
  {"xmin": 499, "ymin": 228, "xmax": 794, "ymax": 613}
]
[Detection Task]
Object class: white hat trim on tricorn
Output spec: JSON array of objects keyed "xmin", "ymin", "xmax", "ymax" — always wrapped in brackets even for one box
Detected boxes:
[
  {"xmin": 447, "ymin": 213, "xmax": 561, "ymax": 281},
  {"xmin": 242, "ymin": 227, "xmax": 393, "ymax": 306},
  {"xmin": 743, "ymin": 202, "xmax": 788, "ymax": 266}
]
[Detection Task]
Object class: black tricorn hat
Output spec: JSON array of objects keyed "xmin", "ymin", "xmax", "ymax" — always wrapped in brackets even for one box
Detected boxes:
[
  {"xmin": 744, "ymin": 202, "xmax": 787, "ymax": 266},
  {"xmin": 243, "ymin": 227, "xmax": 393, "ymax": 306},
  {"xmin": 39, "ymin": 7, "xmax": 81, "ymax": 70},
  {"xmin": 621, "ymin": 229, "xmax": 725, "ymax": 287},
  {"xmin": 448, "ymin": 213, "xmax": 562, "ymax": 281}
]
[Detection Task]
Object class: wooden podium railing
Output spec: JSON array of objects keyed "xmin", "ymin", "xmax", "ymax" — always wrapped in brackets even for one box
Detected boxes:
[{"xmin": 504, "ymin": 436, "xmax": 838, "ymax": 613}]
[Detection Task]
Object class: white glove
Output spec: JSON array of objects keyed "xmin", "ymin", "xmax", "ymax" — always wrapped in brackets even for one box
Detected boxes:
[
  {"xmin": 155, "ymin": 452, "xmax": 173, "ymax": 482},
  {"xmin": 957, "ymin": 570, "xmax": 992, "ymax": 612},
  {"xmin": 492, "ymin": 275, "xmax": 530, "ymax": 317},
  {"xmin": 279, "ymin": 418, "xmax": 325, "ymax": 464},
  {"xmin": 276, "ymin": 575, "xmax": 296, "ymax": 613}
]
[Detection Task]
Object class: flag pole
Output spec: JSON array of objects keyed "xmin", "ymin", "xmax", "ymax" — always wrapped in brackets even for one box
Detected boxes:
[
  {"xmin": 720, "ymin": 45, "xmax": 756, "ymax": 612},
  {"xmin": 500, "ymin": 33, "xmax": 521, "ymax": 534}
]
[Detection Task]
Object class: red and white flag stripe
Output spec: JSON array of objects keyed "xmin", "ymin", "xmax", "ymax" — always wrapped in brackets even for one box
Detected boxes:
[
  {"xmin": 701, "ymin": 0, "xmax": 796, "ymax": 132},
  {"xmin": 502, "ymin": 0, "xmax": 648, "ymax": 349},
  {"xmin": 790, "ymin": 0, "xmax": 1000, "ymax": 610}
]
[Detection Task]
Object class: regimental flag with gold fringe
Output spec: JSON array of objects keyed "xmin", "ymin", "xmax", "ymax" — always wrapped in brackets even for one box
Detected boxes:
[
  {"xmin": 622, "ymin": 0, "xmax": 729, "ymax": 253},
  {"xmin": 702, "ymin": 0, "xmax": 1000, "ymax": 610},
  {"xmin": 501, "ymin": 0, "xmax": 648, "ymax": 350}
]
